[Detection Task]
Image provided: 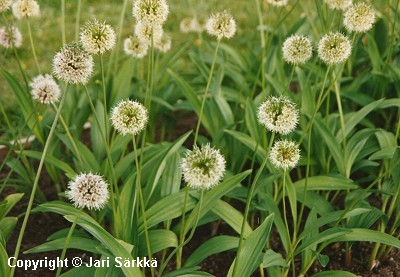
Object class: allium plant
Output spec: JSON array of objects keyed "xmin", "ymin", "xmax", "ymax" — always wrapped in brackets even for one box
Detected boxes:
[
  {"xmin": 282, "ymin": 35, "xmax": 313, "ymax": 65},
  {"xmin": 80, "ymin": 19, "xmax": 116, "ymax": 54},
  {"xmin": 11, "ymin": 0, "xmax": 39, "ymax": 19},
  {"xmin": 324, "ymin": 0, "xmax": 352, "ymax": 10},
  {"xmin": 318, "ymin": 32, "xmax": 352, "ymax": 65},
  {"xmin": 266, "ymin": 0, "xmax": 289, "ymax": 7},
  {"xmin": 30, "ymin": 74, "xmax": 61, "ymax": 104},
  {"xmin": 124, "ymin": 35, "xmax": 149, "ymax": 58},
  {"xmin": 0, "ymin": 0, "xmax": 12, "ymax": 12},
  {"xmin": 110, "ymin": 99, "xmax": 149, "ymax": 136},
  {"xmin": 206, "ymin": 10, "xmax": 236, "ymax": 40},
  {"xmin": 0, "ymin": 26, "xmax": 22, "ymax": 48}
]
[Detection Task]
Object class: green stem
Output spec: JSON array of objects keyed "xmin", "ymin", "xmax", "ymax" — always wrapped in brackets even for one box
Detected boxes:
[
  {"xmin": 232, "ymin": 132, "xmax": 275, "ymax": 277},
  {"xmin": 83, "ymin": 86, "xmax": 119, "ymax": 232},
  {"xmin": 100, "ymin": 54, "xmax": 109, "ymax": 143},
  {"xmin": 176, "ymin": 186, "xmax": 189, "ymax": 269},
  {"xmin": 193, "ymin": 40, "xmax": 220, "ymax": 145},
  {"xmin": 10, "ymin": 85, "xmax": 69, "ymax": 276},
  {"xmin": 333, "ymin": 74, "xmax": 347, "ymax": 150},
  {"xmin": 55, "ymin": 209, "xmax": 82, "ymax": 277},
  {"xmin": 158, "ymin": 189, "xmax": 204, "ymax": 277},
  {"xmin": 61, "ymin": 0, "xmax": 66, "ymax": 45},
  {"xmin": 75, "ymin": 0, "xmax": 82, "ymax": 42},
  {"xmin": 132, "ymin": 135, "xmax": 154, "ymax": 277},
  {"xmin": 27, "ymin": 21, "xmax": 40, "ymax": 74}
]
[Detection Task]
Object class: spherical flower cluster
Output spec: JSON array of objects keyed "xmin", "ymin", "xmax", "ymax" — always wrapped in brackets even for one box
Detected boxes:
[
  {"xmin": 30, "ymin": 74, "xmax": 61, "ymax": 104},
  {"xmin": 181, "ymin": 144, "xmax": 226, "ymax": 190},
  {"xmin": 269, "ymin": 140, "xmax": 300, "ymax": 170},
  {"xmin": 134, "ymin": 21, "xmax": 163, "ymax": 44},
  {"xmin": 0, "ymin": 26, "xmax": 22, "ymax": 48},
  {"xmin": 155, "ymin": 33, "xmax": 171, "ymax": 53},
  {"xmin": 343, "ymin": 3, "xmax": 376, "ymax": 33},
  {"xmin": 124, "ymin": 35, "xmax": 149, "ymax": 58},
  {"xmin": 257, "ymin": 96, "xmax": 299, "ymax": 135},
  {"xmin": 52, "ymin": 43, "xmax": 94, "ymax": 84},
  {"xmin": 180, "ymin": 17, "xmax": 205, "ymax": 33},
  {"xmin": 318, "ymin": 32, "xmax": 351, "ymax": 65},
  {"xmin": 266, "ymin": 0, "xmax": 288, "ymax": 7},
  {"xmin": 66, "ymin": 173, "xmax": 109, "ymax": 210},
  {"xmin": 282, "ymin": 35, "xmax": 313, "ymax": 65},
  {"xmin": 132, "ymin": 0, "xmax": 169, "ymax": 26},
  {"xmin": 324, "ymin": 0, "xmax": 352, "ymax": 10},
  {"xmin": 206, "ymin": 11, "xmax": 236, "ymax": 40},
  {"xmin": 80, "ymin": 19, "xmax": 116, "ymax": 54},
  {"xmin": 110, "ymin": 99, "xmax": 148, "ymax": 136},
  {"xmin": 0, "ymin": 0, "xmax": 12, "ymax": 12},
  {"xmin": 12, "ymin": 0, "xmax": 39, "ymax": 19}
]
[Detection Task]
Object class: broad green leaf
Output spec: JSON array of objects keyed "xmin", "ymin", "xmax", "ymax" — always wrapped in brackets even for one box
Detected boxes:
[
  {"xmin": 64, "ymin": 215, "xmax": 143, "ymax": 277},
  {"xmin": 61, "ymin": 266, "xmax": 96, "ymax": 277},
  {"xmin": 185, "ymin": 236, "xmax": 239, "ymax": 267},
  {"xmin": 0, "ymin": 193, "xmax": 23, "ymax": 220},
  {"xmin": 138, "ymin": 230, "xmax": 178, "ymax": 256},
  {"xmin": 262, "ymin": 249, "xmax": 287, "ymax": 268},
  {"xmin": 311, "ymin": 270, "xmax": 359, "ymax": 277},
  {"xmin": 19, "ymin": 150, "xmax": 76, "ymax": 177},
  {"xmin": 24, "ymin": 237, "xmax": 101, "ymax": 254},
  {"xmin": 211, "ymin": 200, "xmax": 252, "ymax": 238},
  {"xmin": 227, "ymin": 214, "xmax": 274, "ymax": 277},
  {"xmin": 224, "ymin": 129, "xmax": 267, "ymax": 161},
  {"xmin": 332, "ymin": 228, "xmax": 400, "ymax": 248},
  {"xmin": 294, "ymin": 176, "xmax": 358, "ymax": 191},
  {"xmin": 314, "ymin": 117, "xmax": 345, "ymax": 175},
  {"xmin": 0, "ymin": 242, "xmax": 10, "ymax": 276},
  {"xmin": 184, "ymin": 170, "xmax": 252, "ymax": 234},
  {"xmin": 0, "ymin": 217, "xmax": 18, "ymax": 242}
]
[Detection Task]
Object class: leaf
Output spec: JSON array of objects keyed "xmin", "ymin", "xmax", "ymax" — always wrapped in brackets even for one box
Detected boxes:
[
  {"xmin": 311, "ymin": 270, "xmax": 359, "ymax": 277},
  {"xmin": 333, "ymin": 228, "xmax": 400, "ymax": 248},
  {"xmin": 0, "ymin": 217, "xmax": 18, "ymax": 242},
  {"xmin": 61, "ymin": 266, "xmax": 96, "ymax": 277},
  {"xmin": 0, "ymin": 193, "xmax": 23, "ymax": 220},
  {"xmin": 19, "ymin": 150, "xmax": 76, "ymax": 178},
  {"xmin": 185, "ymin": 236, "xmax": 239, "ymax": 267},
  {"xmin": 211, "ymin": 200, "xmax": 252, "ymax": 238},
  {"xmin": 227, "ymin": 214, "xmax": 274, "ymax": 277},
  {"xmin": 24, "ymin": 237, "xmax": 101, "ymax": 254},
  {"xmin": 224, "ymin": 129, "xmax": 267, "ymax": 161},
  {"xmin": 294, "ymin": 175, "xmax": 358, "ymax": 191},
  {"xmin": 64, "ymin": 215, "xmax": 143, "ymax": 277},
  {"xmin": 0, "ymin": 242, "xmax": 10, "ymax": 276},
  {"xmin": 314, "ymin": 117, "xmax": 345, "ymax": 175},
  {"xmin": 184, "ymin": 170, "xmax": 252, "ymax": 234},
  {"xmin": 138, "ymin": 230, "xmax": 178, "ymax": 256},
  {"xmin": 262, "ymin": 249, "xmax": 287, "ymax": 268}
]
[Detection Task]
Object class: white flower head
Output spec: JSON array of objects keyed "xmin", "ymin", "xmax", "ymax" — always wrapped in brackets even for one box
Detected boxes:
[
  {"xmin": 181, "ymin": 144, "xmax": 226, "ymax": 190},
  {"xmin": 0, "ymin": 0, "xmax": 12, "ymax": 13},
  {"xmin": 270, "ymin": 140, "xmax": 300, "ymax": 170},
  {"xmin": 318, "ymin": 32, "xmax": 352, "ymax": 65},
  {"xmin": 30, "ymin": 74, "xmax": 61, "ymax": 104},
  {"xmin": 0, "ymin": 26, "xmax": 22, "ymax": 48},
  {"xmin": 80, "ymin": 19, "xmax": 116, "ymax": 54},
  {"xmin": 52, "ymin": 42, "xmax": 94, "ymax": 85},
  {"xmin": 257, "ymin": 96, "xmax": 299, "ymax": 135},
  {"xmin": 124, "ymin": 35, "xmax": 149, "ymax": 58},
  {"xmin": 282, "ymin": 35, "xmax": 313, "ymax": 65},
  {"xmin": 343, "ymin": 3, "xmax": 376, "ymax": 33},
  {"xmin": 206, "ymin": 10, "xmax": 236, "ymax": 40},
  {"xmin": 155, "ymin": 33, "xmax": 171, "ymax": 53},
  {"xmin": 110, "ymin": 99, "xmax": 148, "ymax": 136},
  {"xmin": 324, "ymin": 0, "xmax": 352, "ymax": 10},
  {"xmin": 12, "ymin": 0, "xmax": 39, "ymax": 19},
  {"xmin": 180, "ymin": 17, "xmax": 205, "ymax": 33},
  {"xmin": 132, "ymin": 0, "xmax": 169, "ymax": 26},
  {"xmin": 134, "ymin": 21, "xmax": 163, "ymax": 44},
  {"xmin": 266, "ymin": 0, "xmax": 288, "ymax": 7},
  {"xmin": 66, "ymin": 173, "xmax": 109, "ymax": 210}
]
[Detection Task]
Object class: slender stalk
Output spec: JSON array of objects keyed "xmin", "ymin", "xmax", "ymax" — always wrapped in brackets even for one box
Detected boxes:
[
  {"xmin": 83, "ymin": 86, "xmax": 119, "ymax": 231},
  {"xmin": 27, "ymin": 21, "xmax": 41, "ymax": 73},
  {"xmin": 55, "ymin": 209, "xmax": 82, "ymax": 277},
  {"xmin": 193, "ymin": 40, "xmax": 220, "ymax": 145},
  {"xmin": 132, "ymin": 135, "xmax": 154, "ymax": 277},
  {"xmin": 232, "ymin": 132, "xmax": 275, "ymax": 277},
  {"xmin": 158, "ymin": 190, "xmax": 205, "ymax": 277},
  {"xmin": 176, "ymin": 187, "xmax": 189, "ymax": 269},
  {"xmin": 10, "ymin": 86, "xmax": 69, "ymax": 276},
  {"xmin": 100, "ymin": 55, "xmax": 109, "ymax": 143},
  {"xmin": 75, "ymin": 0, "xmax": 82, "ymax": 42},
  {"xmin": 333, "ymin": 74, "xmax": 347, "ymax": 150},
  {"xmin": 61, "ymin": 0, "xmax": 66, "ymax": 45}
]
